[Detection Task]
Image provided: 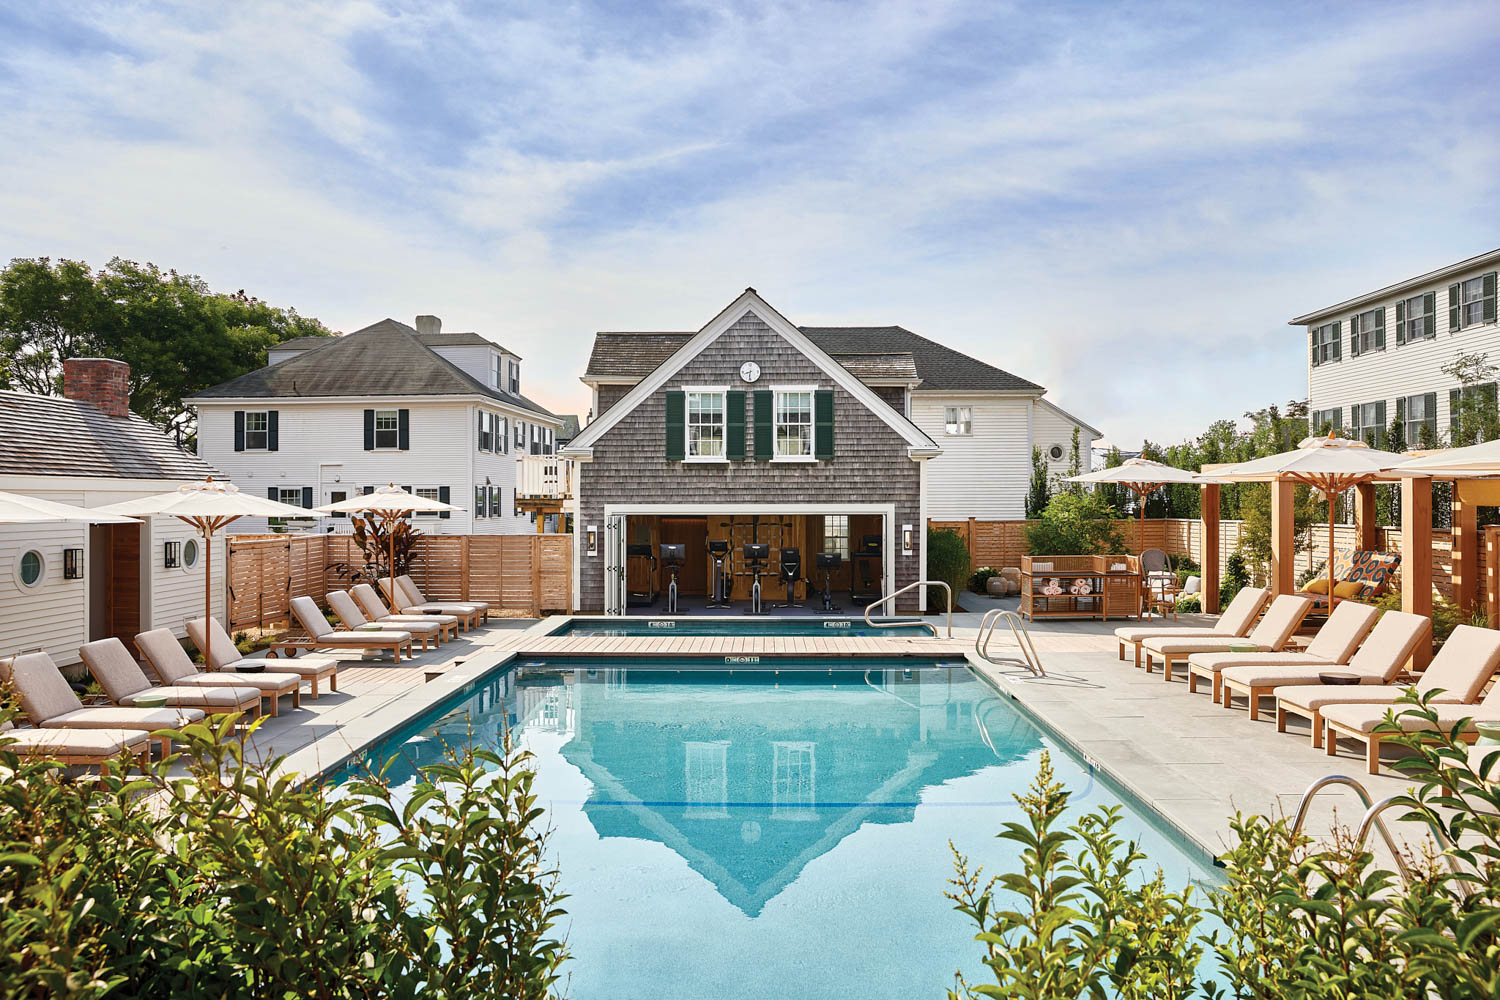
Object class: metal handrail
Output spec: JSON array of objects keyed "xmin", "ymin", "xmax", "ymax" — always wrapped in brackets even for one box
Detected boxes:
[
  {"xmin": 1291, "ymin": 774, "xmax": 1466, "ymax": 891},
  {"xmin": 863, "ymin": 580, "xmax": 950, "ymax": 637},
  {"xmin": 975, "ymin": 609, "xmax": 1045, "ymax": 677}
]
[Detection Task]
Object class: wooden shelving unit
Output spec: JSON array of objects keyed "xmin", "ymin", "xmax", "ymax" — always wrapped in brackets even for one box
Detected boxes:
[{"xmin": 1020, "ymin": 555, "xmax": 1141, "ymax": 621}]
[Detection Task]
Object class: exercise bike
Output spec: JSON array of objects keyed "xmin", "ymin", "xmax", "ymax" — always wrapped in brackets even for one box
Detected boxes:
[
  {"xmin": 772, "ymin": 547, "xmax": 803, "ymax": 609},
  {"xmin": 850, "ymin": 534, "xmax": 883, "ymax": 606},
  {"xmin": 660, "ymin": 543, "xmax": 685, "ymax": 614},
  {"xmin": 705, "ymin": 539, "xmax": 732, "ymax": 609},
  {"xmin": 742, "ymin": 543, "xmax": 769, "ymax": 615},
  {"xmin": 625, "ymin": 543, "xmax": 657, "ymax": 607},
  {"xmin": 815, "ymin": 552, "xmax": 842, "ymax": 612}
]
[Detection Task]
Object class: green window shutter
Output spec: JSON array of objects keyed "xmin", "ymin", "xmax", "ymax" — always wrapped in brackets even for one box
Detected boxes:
[
  {"xmin": 266, "ymin": 487, "xmax": 277, "ymax": 501},
  {"xmin": 753, "ymin": 391, "xmax": 774, "ymax": 461},
  {"xmin": 664, "ymin": 391, "xmax": 685, "ymax": 460},
  {"xmin": 397, "ymin": 409, "xmax": 410, "ymax": 450},
  {"xmin": 234, "ymin": 410, "xmax": 245, "ymax": 451},
  {"xmin": 267, "ymin": 410, "xmax": 279, "ymax": 451},
  {"xmin": 301, "ymin": 486, "xmax": 313, "ymax": 508},
  {"xmin": 1423, "ymin": 291, "xmax": 1436, "ymax": 338},
  {"xmin": 726, "ymin": 390, "xmax": 746, "ymax": 460},
  {"xmin": 1332, "ymin": 321, "xmax": 1341, "ymax": 360},
  {"xmin": 438, "ymin": 485, "xmax": 450, "ymax": 519},
  {"xmin": 1484, "ymin": 272, "xmax": 1497, "ymax": 323},
  {"xmin": 1395, "ymin": 396, "xmax": 1405, "ymax": 421},
  {"xmin": 1395, "ymin": 300, "xmax": 1405, "ymax": 344},
  {"xmin": 1450, "ymin": 283, "xmax": 1462, "ymax": 331},
  {"xmin": 1349, "ymin": 314, "xmax": 1359, "ymax": 356},
  {"xmin": 363, "ymin": 409, "xmax": 375, "ymax": 450},
  {"xmin": 1374, "ymin": 400, "xmax": 1385, "ymax": 440},
  {"xmin": 814, "ymin": 389, "xmax": 834, "ymax": 460},
  {"xmin": 1450, "ymin": 388, "xmax": 1462, "ymax": 436},
  {"xmin": 1373, "ymin": 307, "xmax": 1384, "ymax": 350},
  {"xmin": 1309, "ymin": 329, "xmax": 1318, "ymax": 366}
]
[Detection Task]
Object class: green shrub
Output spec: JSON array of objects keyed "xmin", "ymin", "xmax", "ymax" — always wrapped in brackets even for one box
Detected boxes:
[
  {"xmin": 1371, "ymin": 590, "xmax": 1488, "ymax": 650},
  {"xmin": 968, "ymin": 565, "xmax": 998, "ymax": 594},
  {"xmin": 927, "ymin": 528, "xmax": 970, "ymax": 609},
  {"xmin": 0, "ymin": 714, "xmax": 568, "ymax": 999},
  {"xmin": 1219, "ymin": 552, "xmax": 1251, "ymax": 607},
  {"xmin": 1023, "ymin": 491, "xmax": 1127, "ymax": 556},
  {"xmin": 1174, "ymin": 593, "xmax": 1202, "ymax": 613}
]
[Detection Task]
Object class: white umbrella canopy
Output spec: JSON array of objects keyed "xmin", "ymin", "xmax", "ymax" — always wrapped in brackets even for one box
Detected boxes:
[
  {"xmin": 1398, "ymin": 437, "xmax": 1500, "ymax": 473},
  {"xmin": 94, "ymin": 478, "xmax": 313, "ymax": 670},
  {"xmin": 313, "ymin": 484, "xmax": 465, "ymax": 587},
  {"xmin": 0, "ymin": 490, "xmax": 139, "ymax": 524},
  {"xmin": 1069, "ymin": 458, "xmax": 1216, "ymax": 559}
]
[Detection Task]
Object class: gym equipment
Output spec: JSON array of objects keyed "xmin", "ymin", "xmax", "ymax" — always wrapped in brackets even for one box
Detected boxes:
[
  {"xmin": 706, "ymin": 539, "xmax": 732, "ymax": 609},
  {"xmin": 815, "ymin": 552, "xmax": 842, "ymax": 612},
  {"xmin": 850, "ymin": 534, "xmax": 883, "ymax": 606},
  {"xmin": 660, "ymin": 543, "xmax": 685, "ymax": 614},
  {"xmin": 625, "ymin": 543, "xmax": 657, "ymax": 607},
  {"xmin": 742, "ymin": 543, "xmax": 769, "ymax": 615},
  {"xmin": 772, "ymin": 547, "xmax": 803, "ymax": 609}
]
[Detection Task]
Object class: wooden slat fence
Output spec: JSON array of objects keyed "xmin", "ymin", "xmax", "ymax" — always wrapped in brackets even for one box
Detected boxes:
[{"xmin": 226, "ymin": 533, "xmax": 572, "ymax": 630}]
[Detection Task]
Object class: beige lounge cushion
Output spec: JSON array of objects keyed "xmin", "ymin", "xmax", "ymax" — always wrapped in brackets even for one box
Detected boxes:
[
  {"xmin": 1115, "ymin": 626, "xmax": 1227, "ymax": 644},
  {"xmin": 1299, "ymin": 600, "xmax": 1380, "ymax": 662},
  {"xmin": 352, "ymin": 584, "xmax": 459, "ymax": 628},
  {"xmin": 1147, "ymin": 594, "xmax": 1310, "ymax": 656},
  {"xmin": 1321, "ymin": 702, "xmax": 1500, "ymax": 735},
  {"xmin": 1145, "ymin": 637, "xmax": 1273, "ymax": 656},
  {"xmin": 42, "ymin": 706, "xmax": 205, "ymax": 730},
  {"xmin": 326, "ymin": 590, "xmax": 372, "ymax": 629},
  {"xmin": 1216, "ymin": 587, "xmax": 1272, "ymax": 635},
  {"xmin": 1339, "ymin": 611, "xmax": 1433, "ymax": 683},
  {"xmin": 0, "ymin": 726, "xmax": 151, "ymax": 758},
  {"xmin": 1408, "ymin": 625, "xmax": 1500, "ymax": 703},
  {"xmin": 119, "ymin": 685, "xmax": 259, "ymax": 710},
  {"xmin": 78, "ymin": 637, "xmax": 156, "ymax": 703},
  {"xmin": 1222, "ymin": 664, "xmax": 1382, "ymax": 689},
  {"xmin": 1187, "ymin": 652, "xmax": 1326, "ymax": 676},
  {"xmin": 187, "ymin": 616, "xmax": 254, "ymax": 670},
  {"xmin": 393, "ymin": 575, "xmax": 486, "ymax": 614},
  {"xmin": 1275, "ymin": 685, "xmax": 1460, "ymax": 714},
  {"xmin": 136, "ymin": 628, "xmax": 299, "ymax": 695},
  {"xmin": 1, "ymin": 651, "xmax": 85, "ymax": 725},
  {"xmin": 315, "ymin": 631, "xmax": 411, "ymax": 645}
]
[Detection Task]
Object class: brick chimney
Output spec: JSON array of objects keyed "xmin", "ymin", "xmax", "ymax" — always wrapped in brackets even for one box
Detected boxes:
[
  {"xmin": 415, "ymin": 315, "xmax": 442, "ymax": 336},
  {"xmin": 63, "ymin": 357, "xmax": 131, "ymax": 418}
]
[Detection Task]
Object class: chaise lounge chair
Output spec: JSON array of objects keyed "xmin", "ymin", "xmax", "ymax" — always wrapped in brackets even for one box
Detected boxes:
[
  {"xmin": 279, "ymin": 596, "xmax": 414, "ymax": 662},
  {"xmin": 1217, "ymin": 609, "xmax": 1429, "ymax": 718},
  {"xmin": 326, "ymin": 591, "xmax": 439, "ymax": 651},
  {"xmin": 80, "ymin": 637, "xmax": 263, "ymax": 718},
  {"xmin": 135, "ymin": 629, "xmax": 302, "ymax": 717},
  {"xmin": 384, "ymin": 575, "xmax": 487, "ymax": 629},
  {"xmin": 350, "ymin": 584, "xmax": 459, "ymax": 642},
  {"xmin": 187, "ymin": 617, "xmax": 340, "ymax": 698},
  {"xmin": 1183, "ymin": 600, "xmax": 1379, "ymax": 704},
  {"xmin": 1273, "ymin": 617, "xmax": 1479, "ymax": 749},
  {"xmin": 1139, "ymin": 594, "xmax": 1313, "ymax": 682},
  {"xmin": 1318, "ymin": 624, "xmax": 1500, "ymax": 773},
  {"xmin": 1114, "ymin": 587, "xmax": 1269, "ymax": 668},
  {"xmin": 0, "ymin": 651, "xmax": 205, "ymax": 757},
  {"xmin": 0, "ymin": 720, "xmax": 152, "ymax": 770}
]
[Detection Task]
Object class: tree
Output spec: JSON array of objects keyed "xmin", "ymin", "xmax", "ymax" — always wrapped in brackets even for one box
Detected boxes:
[
  {"xmin": 0, "ymin": 256, "xmax": 331, "ymax": 439},
  {"xmin": 1442, "ymin": 351, "xmax": 1500, "ymax": 447},
  {"xmin": 1066, "ymin": 426, "xmax": 1083, "ymax": 492},
  {"xmin": 1026, "ymin": 446, "xmax": 1052, "ymax": 518},
  {"xmin": 1385, "ymin": 411, "xmax": 1407, "ymax": 454},
  {"xmin": 1024, "ymin": 490, "xmax": 1127, "ymax": 555}
]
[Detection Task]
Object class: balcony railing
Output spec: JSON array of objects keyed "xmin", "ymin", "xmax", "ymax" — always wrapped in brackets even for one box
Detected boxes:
[{"xmin": 516, "ymin": 453, "xmax": 574, "ymax": 500}]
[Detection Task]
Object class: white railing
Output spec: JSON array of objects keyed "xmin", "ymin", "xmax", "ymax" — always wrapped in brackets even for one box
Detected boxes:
[{"xmin": 516, "ymin": 454, "xmax": 574, "ymax": 499}]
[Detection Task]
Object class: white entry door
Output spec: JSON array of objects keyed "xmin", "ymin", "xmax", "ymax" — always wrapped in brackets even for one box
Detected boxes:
[{"xmin": 604, "ymin": 514, "xmax": 627, "ymax": 614}]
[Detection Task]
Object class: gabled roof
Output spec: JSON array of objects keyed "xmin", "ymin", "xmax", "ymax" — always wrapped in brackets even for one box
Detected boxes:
[
  {"xmin": 273, "ymin": 330, "xmax": 520, "ymax": 357},
  {"xmin": 565, "ymin": 289, "xmax": 940, "ymax": 458},
  {"xmin": 828, "ymin": 352, "xmax": 919, "ymax": 384},
  {"xmin": 1288, "ymin": 247, "xmax": 1500, "ymax": 326},
  {"xmin": 190, "ymin": 319, "xmax": 556, "ymax": 419},
  {"xmin": 0, "ymin": 390, "xmax": 218, "ymax": 480},
  {"xmin": 585, "ymin": 325, "xmax": 1042, "ymax": 392}
]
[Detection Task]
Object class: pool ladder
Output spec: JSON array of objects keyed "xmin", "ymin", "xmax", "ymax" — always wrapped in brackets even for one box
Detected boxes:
[
  {"xmin": 863, "ymin": 580, "xmax": 950, "ymax": 638},
  {"xmin": 975, "ymin": 609, "xmax": 1045, "ymax": 677},
  {"xmin": 1291, "ymin": 774, "xmax": 1468, "ymax": 894}
]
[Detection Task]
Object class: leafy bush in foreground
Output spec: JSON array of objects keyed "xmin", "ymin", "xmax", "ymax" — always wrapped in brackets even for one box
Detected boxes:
[
  {"xmin": 950, "ymin": 694, "xmax": 1500, "ymax": 998},
  {"xmin": 0, "ymin": 715, "xmax": 567, "ymax": 999}
]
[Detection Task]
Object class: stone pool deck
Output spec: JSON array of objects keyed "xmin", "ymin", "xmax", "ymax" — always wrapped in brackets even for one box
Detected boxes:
[{"xmin": 238, "ymin": 609, "xmax": 1427, "ymax": 866}]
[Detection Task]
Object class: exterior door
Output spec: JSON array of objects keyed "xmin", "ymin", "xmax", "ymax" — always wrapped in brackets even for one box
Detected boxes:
[{"xmin": 605, "ymin": 514, "xmax": 627, "ymax": 614}]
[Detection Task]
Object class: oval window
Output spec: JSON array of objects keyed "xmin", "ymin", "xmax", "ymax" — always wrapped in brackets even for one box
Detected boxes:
[
  {"xmin": 183, "ymin": 538, "xmax": 200, "ymax": 569},
  {"xmin": 18, "ymin": 550, "xmax": 44, "ymax": 588},
  {"xmin": 1048, "ymin": 444, "xmax": 1065, "ymax": 461}
]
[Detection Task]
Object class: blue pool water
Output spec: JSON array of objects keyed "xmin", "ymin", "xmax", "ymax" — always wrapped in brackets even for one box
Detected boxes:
[
  {"xmin": 336, "ymin": 660, "xmax": 1222, "ymax": 998},
  {"xmin": 552, "ymin": 615, "xmax": 935, "ymax": 637}
]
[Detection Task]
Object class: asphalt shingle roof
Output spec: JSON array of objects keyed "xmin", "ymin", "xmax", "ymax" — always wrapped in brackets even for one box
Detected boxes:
[
  {"xmin": 828, "ymin": 352, "xmax": 919, "ymax": 383},
  {"xmin": 0, "ymin": 391, "xmax": 218, "ymax": 480},
  {"xmin": 584, "ymin": 326, "xmax": 1042, "ymax": 392},
  {"xmin": 190, "ymin": 319, "xmax": 556, "ymax": 418},
  {"xmin": 274, "ymin": 330, "xmax": 518, "ymax": 356}
]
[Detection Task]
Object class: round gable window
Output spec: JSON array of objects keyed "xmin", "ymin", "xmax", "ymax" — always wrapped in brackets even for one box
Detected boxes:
[
  {"xmin": 17, "ymin": 550, "xmax": 44, "ymax": 589},
  {"xmin": 183, "ymin": 538, "xmax": 200, "ymax": 569},
  {"xmin": 1048, "ymin": 444, "xmax": 1065, "ymax": 461}
]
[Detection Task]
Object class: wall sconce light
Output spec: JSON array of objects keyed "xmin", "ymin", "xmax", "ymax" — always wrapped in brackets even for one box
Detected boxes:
[
  {"xmin": 586, "ymin": 525, "xmax": 599, "ymax": 556},
  {"xmin": 901, "ymin": 524, "xmax": 914, "ymax": 555},
  {"xmin": 63, "ymin": 548, "xmax": 83, "ymax": 579},
  {"xmin": 164, "ymin": 540, "xmax": 181, "ymax": 568}
]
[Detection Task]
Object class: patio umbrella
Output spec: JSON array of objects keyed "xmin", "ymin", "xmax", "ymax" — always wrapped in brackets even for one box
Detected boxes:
[
  {"xmin": 1397, "ymin": 437, "xmax": 1500, "ymax": 475},
  {"xmin": 1068, "ymin": 458, "xmax": 1213, "ymax": 557},
  {"xmin": 0, "ymin": 490, "xmax": 139, "ymax": 524},
  {"xmin": 313, "ymin": 484, "xmax": 464, "ymax": 590},
  {"xmin": 1209, "ymin": 433, "xmax": 1412, "ymax": 602},
  {"xmin": 94, "ymin": 478, "xmax": 311, "ymax": 670}
]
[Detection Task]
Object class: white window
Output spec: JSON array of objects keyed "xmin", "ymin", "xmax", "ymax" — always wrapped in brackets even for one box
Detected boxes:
[
  {"xmin": 1310, "ymin": 408, "xmax": 1342, "ymax": 434},
  {"xmin": 478, "ymin": 411, "xmax": 492, "ymax": 451},
  {"xmin": 1401, "ymin": 392, "xmax": 1437, "ymax": 447},
  {"xmin": 182, "ymin": 538, "xmax": 200, "ymax": 569},
  {"xmin": 515, "ymin": 420, "xmax": 525, "ymax": 447},
  {"xmin": 16, "ymin": 549, "xmax": 44, "ymax": 589},
  {"xmin": 498, "ymin": 415, "xmax": 509, "ymax": 454},
  {"xmin": 1457, "ymin": 275, "xmax": 1496, "ymax": 328},
  {"xmin": 1350, "ymin": 308, "xmax": 1383, "ymax": 356},
  {"xmin": 823, "ymin": 515, "xmax": 849, "ymax": 560},
  {"xmin": 373, "ymin": 409, "xmax": 400, "ymax": 449},
  {"xmin": 771, "ymin": 742, "xmax": 817, "ymax": 820},
  {"xmin": 944, "ymin": 405, "xmax": 972, "ymax": 436},
  {"xmin": 684, "ymin": 741, "xmax": 729, "ymax": 819},
  {"xmin": 277, "ymin": 488, "xmax": 304, "ymax": 507},
  {"xmin": 415, "ymin": 486, "xmax": 440, "ymax": 517},
  {"xmin": 243, "ymin": 411, "xmax": 269, "ymax": 450},
  {"xmin": 508, "ymin": 360, "xmax": 520, "ymax": 395},
  {"xmin": 1349, "ymin": 401, "xmax": 1385, "ymax": 447},
  {"xmin": 1310, "ymin": 322, "xmax": 1341, "ymax": 366},
  {"xmin": 1398, "ymin": 294, "xmax": 1434, "ymax": 342},
  {"xmin": 474, "ymin": 485, "xmax": 486, "ymax": 519},
  {"xmin": 491, "ymin": 353, "xmax": 503, "ymax": 389},
  {"xmin": 685, "ymin": 390, "xmax": 726, "ymax": 459},
  {"xmin": 774, "ymin": 388, "xmax": 814, "ymax": 459}
]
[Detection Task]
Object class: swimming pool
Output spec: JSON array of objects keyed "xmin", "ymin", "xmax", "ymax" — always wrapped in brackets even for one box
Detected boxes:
[
  {"xmin": 336, "ymin": 659, "xmax": 1221, "ymax": 998},
  {"xmin": 550, "ymin": 616, "xmax": 936, "ymax": 637}
]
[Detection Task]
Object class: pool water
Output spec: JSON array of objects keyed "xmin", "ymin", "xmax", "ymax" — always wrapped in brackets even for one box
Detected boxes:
[
  {"xmin": 339, "ymin": 661, "xmax": 1222, "ymax": 999},
  {"xmin": 552, "ymin": 616, "xmax": 934, "ymax": 637}
]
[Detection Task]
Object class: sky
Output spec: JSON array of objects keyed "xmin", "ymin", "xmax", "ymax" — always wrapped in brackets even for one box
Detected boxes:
[{"xmin": 2, "ymin": 0, "xmax": 1498, "ymax": 449}]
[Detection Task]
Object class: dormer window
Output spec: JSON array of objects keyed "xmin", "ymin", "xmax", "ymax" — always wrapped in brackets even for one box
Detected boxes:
[
  {"xmin": 508, "ymin": 359, "xmax": 520, "ymax": 395},
  {"xmin": 491, "ymin": 353, "xmax": 503, "ymax": 389}
]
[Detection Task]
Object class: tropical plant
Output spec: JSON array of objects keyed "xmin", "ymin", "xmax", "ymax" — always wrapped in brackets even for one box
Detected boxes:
[
  {"xmin": 345, "ymin": 512, "xmax": 418, "ymax": 583},
  {"xmin": 0, "ymin": 712, "xmax": 569, "ymax": 999},
  {"xmin": 1024, "ymin": 491, "xmax": 1127, "ymax": 555}
]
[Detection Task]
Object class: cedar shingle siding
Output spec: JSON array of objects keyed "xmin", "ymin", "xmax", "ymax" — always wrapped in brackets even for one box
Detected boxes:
[{"xmin": 578, "ymin": 312, "xmax": 921, "ymax": 611}]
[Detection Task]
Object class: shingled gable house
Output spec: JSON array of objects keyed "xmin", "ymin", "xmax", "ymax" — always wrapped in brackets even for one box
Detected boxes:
[
  {"xmin": 190, "ymin": 316, "xmax": 565, "ymax": 535},
  {"xmin": 0, "ymin": 358, "xmax": 226, "ymax": 667},
  {"xmin": 564, "ymin": 288, "xmax": 1099, "ymax": 614}
]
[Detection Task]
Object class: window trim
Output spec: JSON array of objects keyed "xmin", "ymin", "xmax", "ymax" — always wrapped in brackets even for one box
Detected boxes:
[
  {"xmin": 242, "ymin": 410, "xmax": 270, "ymax": 451},
  {"xmin": 683, "ymin": 385, "xmax": 729, "ymax": 463},
  {"xmin": 15, "ymin": 549, "xmax": 45, "ymax": 589},
  {"xmin": 771, "ymin": 384, "xmax": 818, "ymax": 462},
  {"xmin": 372, "ymin": 409, "xmax": 401, "ymax": 450},
  {"xmin": 1401, "ymin": 392, "xmax": 1437, "ymax": 447},
  {"xmin": 1310, "ymin": 321, "xmax": 1341, "ymax": 366},
  {"xmin": 944, "ymin": 404, "xmax": 973, "ymax": 436},
  {"xmin": 414, "ymin": 486, "xmax": 442, "ymax": 518},
  {"xmin": 182, "ymin": 538, "xmax": 200, "ymax": 570}
]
